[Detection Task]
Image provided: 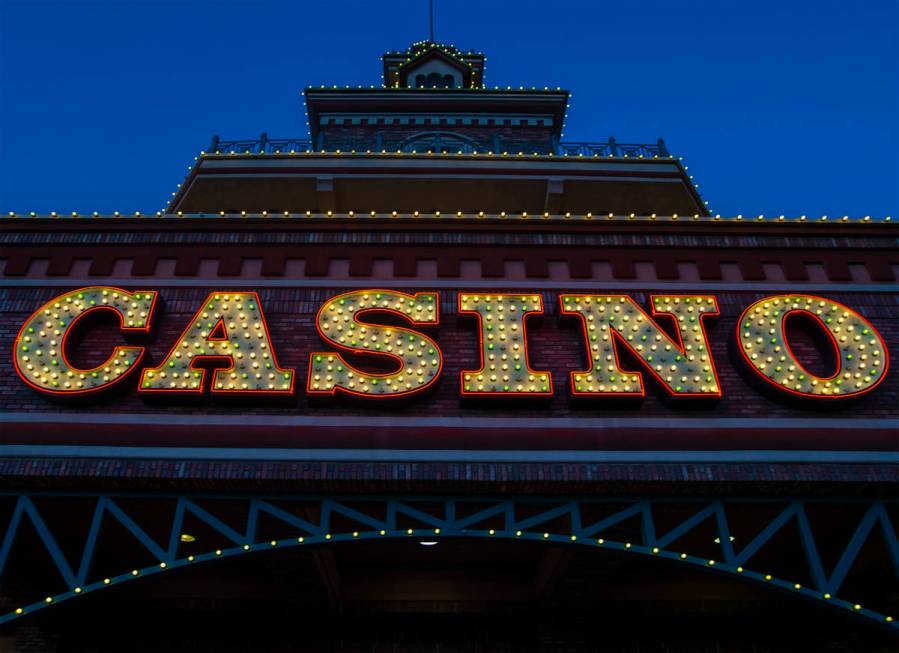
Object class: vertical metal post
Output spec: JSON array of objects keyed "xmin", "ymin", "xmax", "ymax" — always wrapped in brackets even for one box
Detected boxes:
[
  {"xmin": 608, "ymin": 136, "xmax": 619, "ymax": 157},
  {"xmin": 429, "ymin": 0, "xmax": 434, "ymax": 42},
  {"xmin": 657, "ymin": 137, "xmax": 669, "ymax": 157},
  {"xmin": 209, "ymin": 135, "xmax": 219, "ymax": 152},
  {"xmin": 259, "ymin": 132, "xmax": 268, "ymax": 153}
]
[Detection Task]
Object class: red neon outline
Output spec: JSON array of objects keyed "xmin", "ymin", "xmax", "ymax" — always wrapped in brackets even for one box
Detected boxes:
[
  {"xmin": 138, "ymin": 291, "xmax": 295, "ymax": 396},
  {"xmin": 458, "ymin": 292, "xmax": 554, "ymax": 398},
  {"xmin": 12, "ymin": 286, "xmax": 158, "ymax": 396},
  {"xmin": 736, "ymin": 294, "xmax": 890, "ymax": 400},
  {"xmin": 559, "ymin": 294, "xmax": 722, "ymax": 399},
  {"xmin": 306, "ymin": 289, "xmax": 443, "ymax": 400}
]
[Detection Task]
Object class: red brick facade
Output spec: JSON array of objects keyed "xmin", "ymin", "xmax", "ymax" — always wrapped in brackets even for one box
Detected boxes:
[{"xmin": 1, "ymin": 216, "xmax": 896, "ymax": 490}]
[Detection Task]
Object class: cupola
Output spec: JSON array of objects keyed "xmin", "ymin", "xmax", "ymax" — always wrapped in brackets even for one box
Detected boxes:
[{"xmin": 382, "ymin": 41, "xmax": 485, "ymax": 89}]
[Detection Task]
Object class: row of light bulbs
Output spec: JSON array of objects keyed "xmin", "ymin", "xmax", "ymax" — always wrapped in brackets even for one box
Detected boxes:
[
  {"xmin": 312, "ymin": 85, "xmax": 559, "ymax": 92},
  {"xmin": 393, "ymin": 48, "xmax": 480, "ymax": 74},
  {"xmin": 202, "ymin": 150, "xmax": 658, "ymax": 159},
  {"xmin": 174, "ymin": 144, "xmax": 899, "ymax": 221},
  {"xmin": 5, "ymin": 527, "xmax": 892, "ymax": 627},
  {"xmin": 6, "ymin": 211, "xmax": 889, "ymax": 222},
  {"xmin": 385, "ymin": 41, "xmax": 483, "ymax": 57},
  {"xmin": 363, "ymin": 37, "xmax": 489, "ymax": 77},
  {"xmin": 386, "ymin": 42, "xmax": 483, "ymax": 64}
]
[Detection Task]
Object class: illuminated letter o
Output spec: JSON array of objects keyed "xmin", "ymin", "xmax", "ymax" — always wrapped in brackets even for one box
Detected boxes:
[{"xmin": 737, "ymin": 294, "xmax": 889, "ymax": 399}]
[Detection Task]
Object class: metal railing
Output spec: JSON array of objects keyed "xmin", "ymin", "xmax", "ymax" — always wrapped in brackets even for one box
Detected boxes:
[
  {"xmin": 208, "ymin": 135, "xmax": 313, "ymax": 154},
  {"xmin": 207, "ymin": 133, "xmax": 671, "ymax": 158},
  {"xmin": 557, "ymin": 138, "xmax": 669, "ymax": 158}
]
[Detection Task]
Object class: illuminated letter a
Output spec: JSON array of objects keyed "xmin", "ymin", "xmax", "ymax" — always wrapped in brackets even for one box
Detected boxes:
[{"xmin": 140, "ymin": 291, "xmax": 294, "ymax": 395}]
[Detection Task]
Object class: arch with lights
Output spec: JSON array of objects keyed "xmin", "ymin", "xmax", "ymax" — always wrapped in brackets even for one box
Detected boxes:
[{"xmin": 0, "ymin": 494, "xmax": 895, "ymax": 630}]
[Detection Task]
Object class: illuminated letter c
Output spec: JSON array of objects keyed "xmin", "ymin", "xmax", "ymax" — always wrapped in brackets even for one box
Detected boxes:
[{"xmin": 13, "ymin": 286, "xmax": 157, "ymax": 395}]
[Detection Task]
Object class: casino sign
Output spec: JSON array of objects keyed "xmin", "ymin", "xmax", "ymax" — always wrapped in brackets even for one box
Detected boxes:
[{"xmin": 14, "ymin": 287, "xmax": 889, "ymax": 402}]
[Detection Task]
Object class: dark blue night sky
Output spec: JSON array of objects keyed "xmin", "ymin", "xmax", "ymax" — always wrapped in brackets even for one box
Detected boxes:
[{"xmin": 1, "ymin": 0, "xmax": 896, "ymax": 216}]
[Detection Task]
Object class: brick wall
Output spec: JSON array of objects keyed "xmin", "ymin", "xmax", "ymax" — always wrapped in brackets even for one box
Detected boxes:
[{"xmin": 0, "ymin": 219, "xmax": 896, "ymax": 488}]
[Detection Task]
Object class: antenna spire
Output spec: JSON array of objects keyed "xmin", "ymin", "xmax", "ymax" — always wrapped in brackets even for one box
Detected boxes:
[{"xmin": 429, "ymin": 0, "xmax": 435, "ymax": 42}]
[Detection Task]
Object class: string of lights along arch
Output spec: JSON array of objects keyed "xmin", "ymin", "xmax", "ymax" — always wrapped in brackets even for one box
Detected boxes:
[{"xmin": 12, "ymin": 287, "xmax": 890, "ymax": 402}]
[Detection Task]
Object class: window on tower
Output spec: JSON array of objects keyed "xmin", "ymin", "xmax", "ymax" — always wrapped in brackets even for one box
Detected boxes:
[{"xmin": 415, "ymin": 71, "xmax": 456, "ymax": 89}]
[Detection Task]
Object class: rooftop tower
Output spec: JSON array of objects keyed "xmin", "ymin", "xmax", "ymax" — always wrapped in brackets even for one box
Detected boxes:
[{"xmin": 171, "ymin": 42, "xmax": 706, "ymax": 217}]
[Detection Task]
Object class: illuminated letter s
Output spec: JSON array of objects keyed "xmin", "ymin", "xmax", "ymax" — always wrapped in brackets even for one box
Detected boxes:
[{"xmin": 307, "ymin": 290, "xmax": 442, "ymax": 399}]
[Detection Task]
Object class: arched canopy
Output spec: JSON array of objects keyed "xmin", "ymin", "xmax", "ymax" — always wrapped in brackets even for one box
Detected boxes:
[{"xmin": 0, "ymin": 494, "xmax": 896, "ymax": 630}]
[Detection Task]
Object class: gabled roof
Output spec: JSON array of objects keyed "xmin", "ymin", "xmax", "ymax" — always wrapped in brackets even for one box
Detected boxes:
[
  {"xmin": 383, "ymin": 41, "xmax": 485, "ymax": 89},
  {"xmin": 398, "ymin": 47, "xmax": 471, "ymax": 86}
]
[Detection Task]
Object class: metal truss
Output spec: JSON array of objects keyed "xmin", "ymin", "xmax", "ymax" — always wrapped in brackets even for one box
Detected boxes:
[{"xmin": 0, "ymin": 494, "xmax": 896, "ymax": 629}]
